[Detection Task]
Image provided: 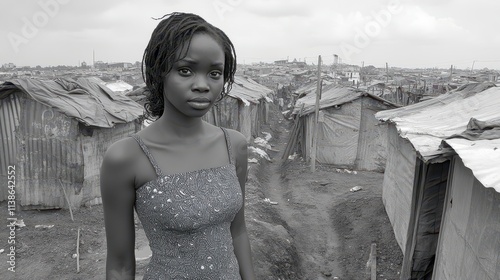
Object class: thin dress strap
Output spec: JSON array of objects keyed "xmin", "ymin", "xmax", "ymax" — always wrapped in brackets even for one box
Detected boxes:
[
  {"xmin": 130, "ymin": 134, "xmax": 164, "ymax": 177},
  {"xmin": 220, "ymin": 127, "xmax": 234, "ymax": 165}
]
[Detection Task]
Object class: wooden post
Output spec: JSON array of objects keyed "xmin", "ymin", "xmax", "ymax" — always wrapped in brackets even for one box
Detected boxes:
[
  {"xmin": 370, "ymin": 243, "xmax": 377, "ymax": 280},
  {"xmin": 449, "ymin": 65, "xmax": 453, "ymax": 82},
  {"xmin": 59, "ymin": 179, "xmax": 74, "ymax": 221},
  {"xmin": 360, "ymin": 61, "xmax": 364, "ymax": 86},
  {"xmin": 76, "ymin": 227, "xmax": 80, "ymax": 273},
  {"xmin": 386, "ymin": 62, "xmax": 389, "ymax": 83},
  {"xmin": 310, "ymin": 55, "xmax": 322, "ymax": 172}
]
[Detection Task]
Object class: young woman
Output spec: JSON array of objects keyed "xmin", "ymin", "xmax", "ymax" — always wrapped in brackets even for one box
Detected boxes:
[{"xmin": 100, "ymin": 12, "xmax": 255, "ymax": 279}]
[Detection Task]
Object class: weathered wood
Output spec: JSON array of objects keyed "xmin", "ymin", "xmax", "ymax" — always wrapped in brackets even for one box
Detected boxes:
[
  {"xmin": 311, "ymin": 55, "xmax": 322, "ymax": 172},
  {"xmin": 59, "ymin": 179, "xmax": 74, "ymax": 221},
  {"xmin": 370, "ymin": 243, "xmax": 377, "ymax": 280},
  {"xmin": 76, "ymin": 227, "xmax": 80, "ymax": 273}
]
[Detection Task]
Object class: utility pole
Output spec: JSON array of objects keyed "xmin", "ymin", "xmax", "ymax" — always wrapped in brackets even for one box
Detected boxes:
[
  {"xmin": 449, "ymin": 65, "xmax": 453, "ymax": 82},
  {"xmin": 360, "ymin": 61, "xmax": 364, "ymax": 86},
  {"xmin": 385, "ymin": 62, "xmax": 389, "ymax": 83},
  {"xmin": 311, "ymin": 55, "xmax": 322, "ymax": 172}
]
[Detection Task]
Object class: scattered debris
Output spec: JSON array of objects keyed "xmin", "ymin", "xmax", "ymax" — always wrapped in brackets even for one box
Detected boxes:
[
  {"xmin": 35, "ymin": 224, "xmax": 54, "ymax": 229},
  {"xmin": 261, "ymin": 131, "xmax": 272, "ymax": 141},
  {"xmin": 15, "ymin": 219, "xmax": 26, "ymax": 228},
  {"xmin": 288, "ymin": 153, "xmax": 298, "ymax": 160},
  {"xmin": 254, "ymin": 137, "xmax": 272, "ymax": 150},
  {"xmin": 264, "ymin": 198, "xmax": 278, "ymax": 205},
  {"xmin": 335, "ymin": 168, "xmax": 358, "ymax": 174},
  {"xmin": 248, "ymin": 158, "xmax": 258, "ymax": 163},
  {"xmin": 249, "ymin": 146, "xmax": 271, "ymax": 161},
  {"xmin": 350, "ymin": 186, "xmax": 363, "ymax": 192}
]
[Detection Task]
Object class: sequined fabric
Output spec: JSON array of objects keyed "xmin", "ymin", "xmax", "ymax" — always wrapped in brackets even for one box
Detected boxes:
[{"xmin": 132, "ymin": 128, "xmax": 243, "ymax": 280}]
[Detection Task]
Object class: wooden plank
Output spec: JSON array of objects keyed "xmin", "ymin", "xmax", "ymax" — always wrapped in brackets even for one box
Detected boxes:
[
  {"xmin": 370, "ymin": 243, "xmax": 377, "ymax": 280},
  {"xmin": 310, "ymin": 55, "xmax": 322, "ymax": 172}
]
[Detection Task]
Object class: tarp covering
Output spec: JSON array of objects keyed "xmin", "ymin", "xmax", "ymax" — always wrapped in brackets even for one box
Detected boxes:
[
  {"xmin": 293, "ymin": 86, "xmax": 365, "ymax": 116},
  {"xmin": 292, "ymin": 85, "xmax": 398, "ymax": 116},
  {"xmin": 433, "ymin": 156, "xmax": 500, "ymax": 280},
  {"xmin": 230, "ymin": 76, "xmax": 273, "ymax": 104},
  {"xmin": 311, "ymin": 102, "xmax": 361, "ymax": 166},
  {"xmin": 375, "ymin": 84, "xmax": 500, "ymax": 161},
  {"xmin": 0, "ymin": 78, "xmax": 143, "ymax": 128},
  {"xmin": 293, "ymin": 84, "xmax": 397, "ymax": 170},
  {"xmin": 105, "ymin": 80, "xmax": 133, "ymax": 94},
  {"xmin": 383, "ymin": 125, "xmax": 417, "ymax": 252},
  {"xmin": 443, "ymin": 138, "xmax": 500, "ymax": 193},
  {"xmin": 448, "ymin": 117, "xmax": 500, "ymax": 141}
]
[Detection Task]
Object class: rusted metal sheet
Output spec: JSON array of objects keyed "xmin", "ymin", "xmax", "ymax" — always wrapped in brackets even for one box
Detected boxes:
[
  {"xmin": 0, "ymin": 94, "xmax": 21, "ymax": 201},
  {"xmin": 81, "ymin": 122, "xmax": 137, "ymax": 207},
  {"xmin": 17, "ymin": 99, "xmax": 83, "ymax": 209}
]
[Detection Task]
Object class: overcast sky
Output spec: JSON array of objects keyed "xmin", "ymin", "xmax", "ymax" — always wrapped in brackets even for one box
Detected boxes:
[{"xmin": 1, "ymin": 0, "xmax": 499, "ymax": 70}]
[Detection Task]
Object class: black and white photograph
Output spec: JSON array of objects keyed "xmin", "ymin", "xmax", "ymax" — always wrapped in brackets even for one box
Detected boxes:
[{"xmin": 0, "ymin": 1, "xmax": 499, "ymax": 279}]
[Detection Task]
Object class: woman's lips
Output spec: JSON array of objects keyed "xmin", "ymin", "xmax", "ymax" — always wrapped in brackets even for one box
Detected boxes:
[{"xmin": 187, "ymin": 98, "xmax": 211, "ymax": 109}]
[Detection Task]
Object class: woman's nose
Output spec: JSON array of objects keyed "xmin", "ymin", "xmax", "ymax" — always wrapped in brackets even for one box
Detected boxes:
[{"xmin": 192, "ymin": 75, "xmax": 209, "ymax": 92}]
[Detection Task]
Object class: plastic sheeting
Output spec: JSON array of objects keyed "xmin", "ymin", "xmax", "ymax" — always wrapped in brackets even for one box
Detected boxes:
[
  {"xmin": 230, "ymin": 76, "xmax": 273, "ymax": 104},
  {"xmin": 444, "ymin": 138, "xmax": 500, "ymax": 193},
  {"xmin": 0, "ymin": 78, "xmax": 143, "ymax": 128},
  {"xmin": 433, "ymin": 156, "xmax": 500, "ymax": 280},
  {"xmin": 382, "ymin": 125, "xmax": 417, "ymax": 252},
  {"xmin": 375, "ymin": 84, "xmax": 500, "ymax": 161},
  {"xmin": 410, "ymin": 161, "xmax": 449, "ymax": 279},
  {"xmin": 314, "ymin": 102, "xmax": 361, "ymax": 166}
]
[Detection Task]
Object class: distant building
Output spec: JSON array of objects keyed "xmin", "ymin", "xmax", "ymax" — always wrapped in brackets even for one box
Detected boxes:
[
  {"xmin": 274, "ymin": 59, "xmax": 288, "ymax": 65},
  {"xmin": 345, "ymin": 71, "xmax": 360, "ymax": 85},
  {"xmin": 2, "ymin": 63, "xmax": 16, "ymax": 69},
  {"xmin": 108, "ymin": 62, "xmax": 133, "ymax": 69},
  {"xmin": 94, "ymin": 60, "xmax": 108, "ymax": 69}
]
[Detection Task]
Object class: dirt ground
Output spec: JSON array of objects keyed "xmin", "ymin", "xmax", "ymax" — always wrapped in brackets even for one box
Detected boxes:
[{"xmin": 0, "ymin": 103, "xmax": 402, "ymax": 279}]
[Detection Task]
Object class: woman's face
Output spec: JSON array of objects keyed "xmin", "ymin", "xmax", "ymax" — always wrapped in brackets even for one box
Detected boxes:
[{"xmin": 162, "ymin": 33, "xmax": 225, "ymax": 118}]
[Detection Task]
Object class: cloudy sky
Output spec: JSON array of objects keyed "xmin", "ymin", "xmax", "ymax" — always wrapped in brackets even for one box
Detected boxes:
[{"xmin": 1, "ymin": 0, "xmax": 499, "ymax": 70}]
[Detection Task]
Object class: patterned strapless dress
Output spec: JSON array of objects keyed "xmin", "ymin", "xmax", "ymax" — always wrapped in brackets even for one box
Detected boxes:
[{"xmin": 131, "ymin": 128, "xmax": 242, "ymax": 279}]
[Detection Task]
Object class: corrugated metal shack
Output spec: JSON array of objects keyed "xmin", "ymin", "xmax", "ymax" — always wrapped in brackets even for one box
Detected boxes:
[
  {"xmin": 290, "ymin": 84, "xmax": 399, "ymax": 171},
  {"xmin": 0, "ymin": 78, "xmax": 143, "ymax": 210},
  {"xmin": 204, "ymin": 76, "xmax": 273, "ymax": 141}
]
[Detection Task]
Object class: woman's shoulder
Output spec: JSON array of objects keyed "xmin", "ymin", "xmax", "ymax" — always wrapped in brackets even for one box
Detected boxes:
[
  {"xmin": 102, "ymin": 136, "xmax": 141, "ymax": 168},
  {"xmin": 222, "ymin": 128, "xmax": 247, "ymax": 146}
]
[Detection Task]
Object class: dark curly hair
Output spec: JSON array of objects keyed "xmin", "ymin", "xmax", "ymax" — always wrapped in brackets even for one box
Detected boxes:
[{"xmin": 142, "ymin": 12, "xmax": 237, "ymax": 120}]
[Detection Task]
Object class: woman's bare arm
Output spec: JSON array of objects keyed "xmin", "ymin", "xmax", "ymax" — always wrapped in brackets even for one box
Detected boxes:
[
  {"xmin": 229, "ymin": 130, "xmax": 256, "ymax": 280},
  {"xmin": 101, "ymin": 139, "xmax": 137, "ymax": 280}
]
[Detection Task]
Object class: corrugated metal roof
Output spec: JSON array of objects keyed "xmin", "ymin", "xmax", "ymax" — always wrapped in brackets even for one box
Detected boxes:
[
  {"xmin": 375, "ymin": 83, "xmax": 500, "ymax": 161},
  {"xmin": 444, "ymin": 138, "xmax": 500, "ymax": 193},
  {"xmin": 0, "ymin": 78, "xmax": 143, "ymax": 128}
]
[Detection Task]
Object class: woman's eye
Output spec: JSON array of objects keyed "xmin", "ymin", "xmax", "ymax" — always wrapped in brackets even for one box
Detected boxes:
[
  {"xmin": 178, "ymin": 68, "xmax": 191, "ymax": 75},
  {"xmin": 209, "ymin": 71, "xmax": 222, "ymax": 78}
]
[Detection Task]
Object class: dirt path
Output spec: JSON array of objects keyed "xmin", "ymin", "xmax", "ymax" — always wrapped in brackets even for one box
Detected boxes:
[
  {"xmin": 254, "ymin": 105, "xmax": 403, "ymax": 279},
  {"xmin": 264, "ymin": 136, "xmax": 343, "ymax": 279}
]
